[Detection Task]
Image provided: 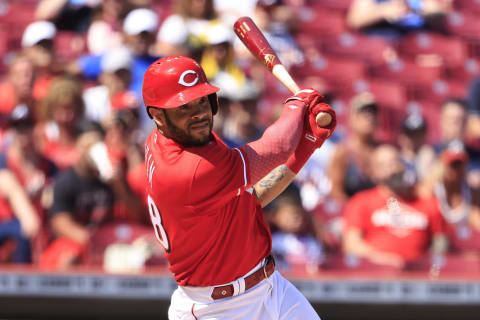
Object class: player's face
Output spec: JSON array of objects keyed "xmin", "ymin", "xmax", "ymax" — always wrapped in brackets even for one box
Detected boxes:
[{"xmin": 157, "ymin": 96, "xmax": 214, "ymax": 146}]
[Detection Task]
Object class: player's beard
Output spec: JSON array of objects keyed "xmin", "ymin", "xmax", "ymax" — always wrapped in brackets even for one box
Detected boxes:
[{"xmin": 162, "ymin": 112, "xmax": 213, "ymax": 147}]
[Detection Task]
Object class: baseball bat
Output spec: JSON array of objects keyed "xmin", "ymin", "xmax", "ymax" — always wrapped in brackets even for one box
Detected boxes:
[{"xmin": 233, "ymin": 16, "xmax": 332, "ymax": 127}]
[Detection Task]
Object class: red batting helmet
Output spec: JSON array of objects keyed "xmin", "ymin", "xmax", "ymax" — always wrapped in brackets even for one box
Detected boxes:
[{"xmin": 142, "ymin": 56, "xmax": 220, "ymax": 117}]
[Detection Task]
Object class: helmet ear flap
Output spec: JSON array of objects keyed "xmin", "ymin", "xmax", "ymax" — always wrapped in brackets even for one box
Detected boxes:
[{"xmin": 208, "ymin": 93, "xmax": 219, "ymax": 115}]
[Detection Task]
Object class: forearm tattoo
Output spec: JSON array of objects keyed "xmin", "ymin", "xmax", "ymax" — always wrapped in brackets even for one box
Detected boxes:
[{"xmin": 258, "ymin": 165, "xmax": 288, "ymax": 189}]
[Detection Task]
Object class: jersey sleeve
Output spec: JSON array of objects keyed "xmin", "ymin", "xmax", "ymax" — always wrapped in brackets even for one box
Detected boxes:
[
  {"xmin": 188, "ymin": 146, "xmax": 249, "ymax": 213},
  {"xmin": 343, "ymin": 193, "xmax": 368, "ymax": 231}
]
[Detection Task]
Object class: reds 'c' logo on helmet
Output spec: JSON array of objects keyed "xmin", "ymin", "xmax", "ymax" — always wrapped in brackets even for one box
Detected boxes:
[
  {"xmin": 178, "ymin": 70, "xmax": 199, "ymax": 87},
  {"xmin": 142, "ymin": 56, "xmax": 219, "ymax": 116}
]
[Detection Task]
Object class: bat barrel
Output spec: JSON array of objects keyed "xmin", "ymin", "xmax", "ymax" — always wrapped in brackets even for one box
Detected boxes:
[{"xmin": 233, "ymin": 16, "xmax": 281, "ymax": 71}]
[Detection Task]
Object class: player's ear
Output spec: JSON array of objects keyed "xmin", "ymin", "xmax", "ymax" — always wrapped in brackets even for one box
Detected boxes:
[{"xmin": 149, "ymin": 107, "xmax": 165, "ymax": 128}]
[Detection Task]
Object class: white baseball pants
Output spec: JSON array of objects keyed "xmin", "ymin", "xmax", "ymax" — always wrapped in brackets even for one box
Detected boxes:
[{"xmin": 168, "ymin": 264, "xmax": 320, "ymax": 319}]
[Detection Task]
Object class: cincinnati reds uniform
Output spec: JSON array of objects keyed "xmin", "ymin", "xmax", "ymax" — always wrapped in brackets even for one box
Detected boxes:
[
  {"xmin": 145, "ymin": 130, "xmax": 319, "ymax": 319},
  {"xmin": 142, "ymin": 56, "xmax": 330, "ymax": 319}
]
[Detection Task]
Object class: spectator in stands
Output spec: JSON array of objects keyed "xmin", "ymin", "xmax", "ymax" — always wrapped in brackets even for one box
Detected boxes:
[
  {"xmin": 435, "ymin": 98, "xmax": 468, "ymax": 153},
  {"xmin": 86, "ymin": 0, "xmax": 131, "ymax": 55},
  {"xmin": 295, "ymin": 134, "xmax": 343, "ymax": 253},
  {"xmin": 200, "ymin": 23, "xmax": 259, "ymax": 102},
  {"xmin": 0, "ymin": 105, "xmax": 58, "ymax": 262},
  {"xmin": 398, "ymin": 111, "xmax": 435, "ymax": 181},
  {"xmin": 343, "ymin": 144, "xmax": 447, "ymax": 268},
  {"xmin": 466, "ymin": 78, "xmax": 480, "ymax": 166},
  {"xmin": 347, "ymin": 0, "xmax": 453, "ymax": 38},
  {"xmin": 0, "ymin": 106, "xmax": 45, "ymax": 263},
  {"xmin": 253, "ymin": 0, "xmax": 304, "ymax": 69},
  {"xmin": 21, "ymin": 21, "xmax": 59, "ymax": 103},
  {"xmin": 103, "ymin": 109, "xmax": 147, "ymax": 224},
  {"xmin": 156, "ymin": 0, "xmax": 218, "ymax": 58},
  {"xmin": 219, "ymin": 98, "xmax": 261, "ymax": 147},
  {"xmin": 419, "ymin": 141, "xmax": 480, "ymax": 257},
  {"xmin": 35, "ymin": 0, "xmax": 94, "ymax": 32},
  {"xmin": 77, "ymin": 8, "xmax": 159, "ymax": 131},
  {"xmin": 0, "ymin": 55, "xmax": 35, "ymax": 117},
  {"xmin": 83, "ymin": 46, "xmax": 139, "ymax": 124},
  {"xmin": 40, "ymin": 122, "xmax": 114, "ymax": 270},
  {"xmin": 213, "ymin": 0, "xmax": 257, "ymax": 26},
  {"xmin": 35, "ymin": 76, "xmax": 85, "ymax": 170},
  {"xmin": 40, "ymin": 120, "xmax": 146, "ymax": 270},
  {"xmin": 268, "ymin": 187, "xmax": 324, "ymax": 273},
  {"xmin": 469, "ymin": 78, "xmax": 480, "ymax": 116},
  {"xmin": 328, "ymin": 93, "xmax": 378, "ymax": 204}
]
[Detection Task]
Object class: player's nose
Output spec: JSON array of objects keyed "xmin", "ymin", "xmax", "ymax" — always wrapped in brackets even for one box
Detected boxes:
[{"xmin": 191, "ymin": 104, "xmax": 210, "ymax": 120}]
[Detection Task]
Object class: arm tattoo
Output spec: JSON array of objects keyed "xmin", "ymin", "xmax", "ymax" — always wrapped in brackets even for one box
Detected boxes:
[{"xmin": 258, "ymin": 165, "xmax": 288, "ymax": 189}]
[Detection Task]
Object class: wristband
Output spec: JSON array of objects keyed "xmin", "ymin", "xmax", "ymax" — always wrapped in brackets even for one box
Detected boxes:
[{"xmin": 285, "ymin": 134, "xmax": 320, "ymax": 174}]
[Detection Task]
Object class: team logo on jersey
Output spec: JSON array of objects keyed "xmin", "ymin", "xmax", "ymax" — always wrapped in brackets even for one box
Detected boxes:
[
  {"xmin": 178, "ymin": 70, "xmax": 199, "ymax": 87},
  {"xmin": 371, "ymin": 197, "xmax": 428, "ymax": 238}
]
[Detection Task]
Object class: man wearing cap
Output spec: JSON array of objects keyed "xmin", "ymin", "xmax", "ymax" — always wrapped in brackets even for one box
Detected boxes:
[
  {"xmin": 21, "ymin": 20, "xmax": 58, "ymax": 102},
  {"xmin": 78, "ymin": 8, "xmax": 159, "ymax": 129},
  {"xmin": 83, "ymin": 46, "xmax": 138, "ymax": 123},
  {"xmin": 398, "ymin": 111, "xmax": 435, "ymax": 181},
  {"xmin": 0, "ymin": 21, "xmax": 55, "ymax": 114},
  {"xmin": 142, "ymin": 56, "xmax": 336, "ymax": 319},
  {"xmin": 200, "ymin": 23, "xmax": 259, "ymax": 102}
]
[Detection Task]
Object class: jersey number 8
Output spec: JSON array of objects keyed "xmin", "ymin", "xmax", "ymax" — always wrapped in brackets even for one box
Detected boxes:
[{"xmin": 147, "ymin": 195, "xmax": 171, "ymax": 253}]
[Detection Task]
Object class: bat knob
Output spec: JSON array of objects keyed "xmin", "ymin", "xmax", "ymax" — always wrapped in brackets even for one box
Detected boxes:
[{"xmin": 316, "ymin": 112, "xmax": 332, "ymax": 127}]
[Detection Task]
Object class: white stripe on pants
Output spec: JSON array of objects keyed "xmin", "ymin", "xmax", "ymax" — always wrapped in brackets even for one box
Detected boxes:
[{"xmin": 168, "ymin": 271, "xmax": 321, "ymax": 320}]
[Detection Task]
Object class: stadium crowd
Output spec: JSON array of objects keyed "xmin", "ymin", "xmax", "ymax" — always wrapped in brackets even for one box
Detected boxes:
[{"xmin": 0, "ymin": 0, "xmax": 480, "ymax": 275}]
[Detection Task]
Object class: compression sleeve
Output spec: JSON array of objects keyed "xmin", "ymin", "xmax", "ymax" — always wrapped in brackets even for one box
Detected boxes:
[{"xmin": 239, "ymin": 100, "xmax": 306, "ymax": 187}]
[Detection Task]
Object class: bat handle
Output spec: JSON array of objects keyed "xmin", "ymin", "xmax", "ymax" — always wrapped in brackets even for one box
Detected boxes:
[
  {"xmin": 272, "ymin": 65, "xmax": 331, "ymax": 128},
  {"xmin": 272, "ymin": 64, "xmax": 300, "ymax": 94}
]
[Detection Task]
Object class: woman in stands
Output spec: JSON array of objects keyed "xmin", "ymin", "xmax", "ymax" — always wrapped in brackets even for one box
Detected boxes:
[
  {"xmin": 34, "ymin": 77, "xmax": 85, "ymax": 171},
  {"xmin": 420, "ymin": 140, "xmax": 480, "ymax": 258},
  {"xmin": 327, "ymin": 93, "xmax": 378, "ymax": 204}
]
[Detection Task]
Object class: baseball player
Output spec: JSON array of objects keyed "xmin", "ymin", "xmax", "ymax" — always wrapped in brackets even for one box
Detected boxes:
[{"xmin": 142, "ymin": 56, "xmax": 336, "ymax": 319}]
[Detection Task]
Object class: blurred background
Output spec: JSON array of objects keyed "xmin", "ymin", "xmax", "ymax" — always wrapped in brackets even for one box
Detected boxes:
[{"xmin": 0, "ymin": 0, "xmax": 480, "ymax": 319}]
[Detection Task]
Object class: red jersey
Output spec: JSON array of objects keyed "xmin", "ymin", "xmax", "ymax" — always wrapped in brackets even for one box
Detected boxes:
[
  {"xmin": 145, "ymin": 130, "xmax": 271, "ymax": 286},
  {"xmin": 344, "ymin": 187, "xmax": 445, "ymax": 261}
]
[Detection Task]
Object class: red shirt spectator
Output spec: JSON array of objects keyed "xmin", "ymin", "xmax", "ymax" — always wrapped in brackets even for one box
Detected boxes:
[
  {"xmin": 344, "ymin": 186, "xmax": 445, "ymax": 261},
  {"xmin": 35, "ymin": 77, "xmax": 85, "ymax": 170},
  {"xmin": 0, "ymin": 55, "xmax": 35, "ymax": 115},
  {"xmin": 343, "ymin": 144, "xmax": 447, "ymax": 268}
]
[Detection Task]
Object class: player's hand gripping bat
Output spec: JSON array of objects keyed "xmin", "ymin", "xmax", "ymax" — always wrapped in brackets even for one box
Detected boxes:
[{"xmin": 233, "ymin": 16, "xmax": 332, "ymax": 127}]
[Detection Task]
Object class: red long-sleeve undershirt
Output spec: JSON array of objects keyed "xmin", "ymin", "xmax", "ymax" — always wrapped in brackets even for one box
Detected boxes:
[{"xmin": 239, "ymin": 100, "xmax": 306, "ymax": 187}]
